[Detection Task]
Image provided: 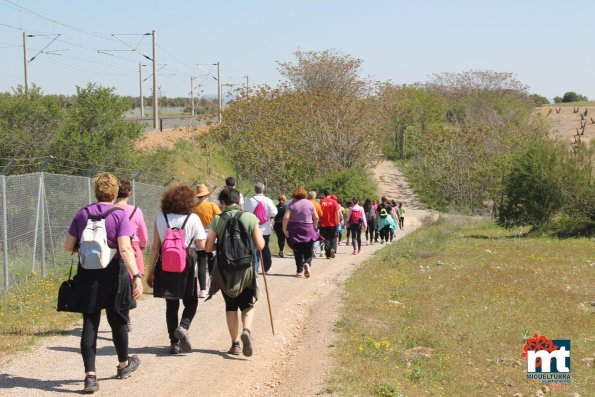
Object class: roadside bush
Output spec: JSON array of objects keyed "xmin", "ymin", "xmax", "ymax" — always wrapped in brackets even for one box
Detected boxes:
[
  {"xmin": 498, "ymin": 141, "xmax": 563, "ymax": 228},
  {"xmin": 308, "ymin": 167, "xmax": 377, "ymax": 202}
]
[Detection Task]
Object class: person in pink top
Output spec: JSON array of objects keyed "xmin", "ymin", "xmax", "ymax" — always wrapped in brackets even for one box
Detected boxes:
[
  {"xmin": 115, "ymin": 179, "xmax": 148, "ymax": 277},
  {"xmin": 346, "ymin": 197, "xmax": 367, "ymax": 255}
]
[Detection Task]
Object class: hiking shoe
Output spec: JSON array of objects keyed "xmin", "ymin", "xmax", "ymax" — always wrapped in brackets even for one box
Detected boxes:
[
  {"xmin": 174, "ymin": 326, "xmax": 192, "ymax": 353},
  {"xmin": 330, "ymin": 249, "xmax": 336, "ymax": 258},
  {"xmin": 278, "ymin": 251, "xmax": 284, "ymax": 258},
  {"xmin": 198, "ymin": 289, "xmax": 207, "ymax": 298},
  {"xmin": 83, "ymin": 375, "xmax": 99, "ymax": 394},
  {"xmin": 117, "ymin": 355, "xmax": 140, "ymax": 379},
  {"xmin": 303, "ymin": 264, "xmax": 311, "ymax": 278},
  {"xmin": 227, "ymin": 342, "xmax": 241, "ymax": 356},
  {"xmin": 241, "ymin": 329, "xmax": 253, "ymax": 357},
  {"xmin": 169, "ymin": 342, "xmax": 181, "ymax": 355}
]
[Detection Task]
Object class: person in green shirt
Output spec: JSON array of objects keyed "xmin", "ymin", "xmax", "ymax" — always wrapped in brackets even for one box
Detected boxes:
[
  {"xmin": 205, "ymin": 187, "xmax": 265, "ymax": 357},
  {"xmin": 397, "ymin": 202, "xmax": 406, "ymax": 231}
]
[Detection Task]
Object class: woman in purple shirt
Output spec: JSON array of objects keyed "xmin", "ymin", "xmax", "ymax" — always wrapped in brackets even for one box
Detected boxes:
[
  {"xmin": 282, "ymin": 187, "xmax": 319, "ymax": 278},
  {"xmin": 65, "ymin": 173, "xmax": 143, "ymax": 393}
]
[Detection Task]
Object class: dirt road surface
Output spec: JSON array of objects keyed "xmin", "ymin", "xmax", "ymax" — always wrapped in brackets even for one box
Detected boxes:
[{"xmin": 0, "ymin": 160, "xmax": 436, "ymax": 397}]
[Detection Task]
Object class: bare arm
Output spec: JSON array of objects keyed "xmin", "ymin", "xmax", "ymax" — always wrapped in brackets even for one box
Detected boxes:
[
  {"xmin": 312, "ymin": 208, "xmax": 319, "ymax": 230},
  {"xmin": 194, "ymin": 238, "xmax": 206, "ymax": 250},
  {"xmin": 118, "ymin": 235, "xmax": 143, "ymax": 299},
  {"xmin": 205, "ymin": 229, "xmax": 217, "ymax": 253},
  {"xmin": 282, "ymin": 208, "xmax": 291, "ymax": 237},
  {"xmin": 64, "ymin": 234, "xmax": 77, "ymax": 253},
  {"xmin": 146, "ymin": 223, "xmax": 161, "ymax": 288},
  {"xmin": 252, "ymin": 224, "xmax": 265, "ymax": 251}
]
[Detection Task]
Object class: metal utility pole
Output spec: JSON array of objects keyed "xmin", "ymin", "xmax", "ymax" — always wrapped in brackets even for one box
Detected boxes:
[
  {"xmin": 151, "ymin": 30, "xmax": 158, "ymax": 129},
  {"xmin": 217, "ymin": 62, "xmax": 222, "ymax": 123},
  {"xmin": 139, "ymin": 63, "xmax": 145, "ymax": 117},
  {"xmin": 23, "ymin": 32, "xmax": 29, "ymax": 95},
  {"xmin": 190, "ymin": 76, "xmax": 195, "ymax": 116},
  {"xmin": 245, "ymin": 75, "xmax": 249, "ymax": 97}
]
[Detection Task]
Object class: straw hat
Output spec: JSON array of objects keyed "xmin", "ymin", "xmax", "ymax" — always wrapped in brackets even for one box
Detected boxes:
[{"xmin": 194, "ymin": 183, "xmax": 210, "ymax": 198}]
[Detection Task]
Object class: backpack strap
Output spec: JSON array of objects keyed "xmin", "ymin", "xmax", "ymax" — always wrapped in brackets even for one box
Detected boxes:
[
  {"xmin": 129, "ymin": 206, "xmax": 138, "ymax": 220},
  {"xmin": 181, "ymin": 213, "xmax": 191, "ymax": 229},
  {"xmin": 84, "ymin": 205, "xmax": 122, "ymax": 221},
  {"xmin": 163, "ymin": 212, "xmax": 171, "ymax": 229}
]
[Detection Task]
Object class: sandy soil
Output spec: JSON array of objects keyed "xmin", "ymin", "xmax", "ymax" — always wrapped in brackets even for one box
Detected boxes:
[
  {"xmin": 135, "ymin": 125, "xmax": 213, "ymax": 150},
  {"xmin": 535, "ymin": 105, "xmax": 594, "ymax": 146},
  {"xmin": 0, "ymin": 160, "xmax": 436, "ymax": 397}
]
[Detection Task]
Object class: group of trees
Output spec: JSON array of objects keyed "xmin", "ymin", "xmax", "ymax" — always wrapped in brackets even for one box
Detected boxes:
[
  {"xmin": 553, "ymin": 91, "xmax": 589, "ymax": 103},
  {"xmin": 0, "ymin": 84, "xmax": 169, "ymax": 182},
  {"xmin": 215, "ymin": 50, "xmax": 381, "ymax": 198}
]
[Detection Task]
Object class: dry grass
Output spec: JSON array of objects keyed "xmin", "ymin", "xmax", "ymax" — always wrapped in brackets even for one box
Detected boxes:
[{"xmin": 327, "ymin": 217, "xmax": 594, "ymax": 396}]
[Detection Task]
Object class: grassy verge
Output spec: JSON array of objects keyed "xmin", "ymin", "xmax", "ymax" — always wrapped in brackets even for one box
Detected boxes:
[
  {"xmin": 0, "ymin": 273, "xmax": 79, "ymax": 361},
  {"xmin": 326, "ymin": 216, "xmax": 594, "ymax": 396}
]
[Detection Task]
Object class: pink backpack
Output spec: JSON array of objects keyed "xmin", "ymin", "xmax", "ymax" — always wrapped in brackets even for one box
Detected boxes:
[
  {"xmin": 253, "ymin": 199, "xmax": 268, "ymax": 225},
  {"xmin": 161, "ymin": 213, "xmax": 190, "ymax": 273}
]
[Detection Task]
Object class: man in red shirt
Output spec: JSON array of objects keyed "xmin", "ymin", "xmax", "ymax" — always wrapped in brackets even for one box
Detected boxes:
[{"xmin": 319, "ymin": 188, "xmax": 340, "ymax": 258}]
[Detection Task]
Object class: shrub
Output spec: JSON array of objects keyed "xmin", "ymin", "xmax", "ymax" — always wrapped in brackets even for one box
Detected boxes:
[
  {"xmin": 308, "ymin": 167, "xmax": 377, "ymax": 202},
  {"xmin": 498, "ymin": 141, "xmax": 563, "ymax": 228}
]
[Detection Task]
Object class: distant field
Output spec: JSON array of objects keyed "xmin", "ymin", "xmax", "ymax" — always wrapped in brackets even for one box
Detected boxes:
[
  {"xmin": 535, "ymin": 105, "xmax": 594, "ymax": 146},
  {"xmin": 542, "ymin": 101, "xmax": 595, "ymax": 107}
]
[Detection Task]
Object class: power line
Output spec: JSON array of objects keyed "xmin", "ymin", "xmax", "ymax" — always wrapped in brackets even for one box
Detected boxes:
[{"xmin": 1, "ymin": 0, "xmax": 120, "ymax": 44}]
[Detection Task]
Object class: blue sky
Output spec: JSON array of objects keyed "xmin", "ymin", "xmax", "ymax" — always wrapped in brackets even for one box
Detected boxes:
[{"xmin": 0, "ymin": 0, "xmax": 593, "ymax": 101}]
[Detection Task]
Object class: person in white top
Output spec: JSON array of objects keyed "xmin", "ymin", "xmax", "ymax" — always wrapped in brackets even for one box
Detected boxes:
[
  {"xmin": 146, "ymin": 185, "xmax": 206, "ymax": 355},
  {"xmin": 244, "ymin": 182, "xmax": 278, "ymax": 274},
  {"xmin": 225, "ymin": 177, "xmax": 244, "ymax": 208}
]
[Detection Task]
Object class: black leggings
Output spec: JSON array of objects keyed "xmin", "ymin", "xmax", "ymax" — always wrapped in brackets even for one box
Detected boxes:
[
  {"xmin": 379, "ymin": 225, "xmax": 391, "ymax": 242},
  {"xmin": 350, "ymin": 227, "xmax": 362, "ymax": 250},
  {"xmin": 292, "ymin": 241, "xmax": 313, "ymax": 273},
  {"xmin": 274, "ymin": 227, "xmax": 286, "ymax": 253},
  {"xmin": 166, "ymin": 296, "xmax": 198, "ymax": 344},
  {"xmin": 366, "ymin": 220, "xmax": 375, "ymax": 242},
  {"xmin": 197, "ymin": 250, "xmax": 207, "ymax": 291},
  {"xmin": 81, "ymin": 309, "xmax": 129, "ymax": 372}
]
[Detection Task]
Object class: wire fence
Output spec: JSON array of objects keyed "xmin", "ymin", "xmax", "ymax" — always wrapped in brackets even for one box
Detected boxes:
[{"xmin": 0, "ymin": 172, "xmax": 165, "ymax": 294}]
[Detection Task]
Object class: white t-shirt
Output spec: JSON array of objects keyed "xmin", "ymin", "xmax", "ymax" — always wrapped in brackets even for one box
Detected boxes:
[
  {"xmin": 155, "ymin": 212, "xmax": 206, "ymax": 248},
  {"xmin": 244, "ymin": 194, "xmax": 278, "ymax": 235}
]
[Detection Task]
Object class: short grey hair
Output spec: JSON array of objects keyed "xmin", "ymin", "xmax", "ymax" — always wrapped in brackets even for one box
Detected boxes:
[
  {"xmin": 254, "ymin": 182, "xmax": 265, "ymax": 194},
  {"xmin": 308, "ymin": 191, "xmax": 317, "ymax": 200}
]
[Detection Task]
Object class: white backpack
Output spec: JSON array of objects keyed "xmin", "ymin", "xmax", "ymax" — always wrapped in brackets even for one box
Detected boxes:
[{"xmin": 79, "ymin": 207, "xmax": 122, "ymax": 270}]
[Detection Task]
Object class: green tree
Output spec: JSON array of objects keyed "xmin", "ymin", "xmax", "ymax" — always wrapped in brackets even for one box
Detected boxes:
[
  {"xmin": 0, "ymin": 86, "xmax": 64, "ymax": 166},
  {"xmin": 498, "ymin": 142, "xmax": 563, "ymax": 228},
  {"xmin": 561, "ymin": 91, "xmax": 588, "ymax": 103},
  {"xmin": 53, "ymin": 83, "xmax": 143, "ymax": 172},
  {"xmin": 529, "ymin": 94, "xmax": 549, "ymax": 106},
  {"xmin": 217, "ymin": 50, "xmax": 382, "ymax": 192}
]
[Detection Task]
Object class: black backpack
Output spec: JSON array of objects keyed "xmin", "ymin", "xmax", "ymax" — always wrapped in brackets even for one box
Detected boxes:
[{"xmin": 217, "ymin": 211, "xmax": 254, "ymax": 272}]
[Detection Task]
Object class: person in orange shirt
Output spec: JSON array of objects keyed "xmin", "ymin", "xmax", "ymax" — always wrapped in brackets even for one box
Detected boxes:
[
  {"xmin": 308, "ymin": 191, "xmax": 323, "ymax": 257},
  {"xmin": 319, "ymin": 189, "xmax": 341, "ymax": 258},
  {"xmin": 191, "ymin": 184, "xmax": 221, "ymax": 298}
]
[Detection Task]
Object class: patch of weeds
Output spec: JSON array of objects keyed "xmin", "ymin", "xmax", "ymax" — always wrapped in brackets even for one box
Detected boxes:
[{"xmin": 371, "ymin": 383, "xmax": 406, "ymax": 397}]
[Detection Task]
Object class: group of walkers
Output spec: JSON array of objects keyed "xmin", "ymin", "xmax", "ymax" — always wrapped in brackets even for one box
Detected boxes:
[{"xmin": 64, "ymin": 173, "xmax": 405, "ymax": 393}]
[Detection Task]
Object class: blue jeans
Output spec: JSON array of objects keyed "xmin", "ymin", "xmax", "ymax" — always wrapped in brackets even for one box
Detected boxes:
[{"xmin": 253, "ymin": 234, "xmax": 271, "ymax": 273}]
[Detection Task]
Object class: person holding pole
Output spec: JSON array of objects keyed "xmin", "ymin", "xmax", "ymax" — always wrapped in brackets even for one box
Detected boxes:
[{"xmin": 205, "ymin": 187, "xmax": 265, "ymax": 357}]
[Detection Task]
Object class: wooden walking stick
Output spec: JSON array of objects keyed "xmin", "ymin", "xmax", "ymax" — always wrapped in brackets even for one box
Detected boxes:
[{"xmin": 259, "ymin": 249, "xmax": 275, "ymax": 335}]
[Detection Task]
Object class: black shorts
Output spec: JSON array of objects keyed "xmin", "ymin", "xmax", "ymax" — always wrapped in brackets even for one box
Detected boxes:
[{"xmin": 223, "ymin": 287, "xmax": 255, "ymax": 312}]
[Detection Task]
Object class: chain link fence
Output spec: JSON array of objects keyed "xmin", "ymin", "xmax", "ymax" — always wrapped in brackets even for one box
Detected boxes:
[{"xmin": 0, "ymin": 172, "xmax": 164, "ymax": 294}]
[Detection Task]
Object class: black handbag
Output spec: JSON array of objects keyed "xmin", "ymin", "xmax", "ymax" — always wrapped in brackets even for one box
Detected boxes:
[{"xmin": 57, "ymin": 255, "xmax": 83, "ymax": 313}]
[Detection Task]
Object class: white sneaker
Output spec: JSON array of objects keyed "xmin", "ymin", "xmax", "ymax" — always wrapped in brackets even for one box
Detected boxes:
[{"xmin": 198, "ymin": 289, "xmax": 207, "ymax": 298}]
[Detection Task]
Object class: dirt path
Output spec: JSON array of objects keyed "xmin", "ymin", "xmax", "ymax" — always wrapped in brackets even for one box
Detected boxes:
[{"xmin": 0, "ymin": 160, "xmax": 436, "ymax": 397}]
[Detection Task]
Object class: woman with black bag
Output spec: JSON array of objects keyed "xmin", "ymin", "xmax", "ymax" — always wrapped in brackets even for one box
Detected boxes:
[
  {"xmin": 64, "ymin": 172, "xmax": 143, "ymax": 394},
  {"xmin": 146, "ymin": 185, "xmax": 206, "ymax": 355}
]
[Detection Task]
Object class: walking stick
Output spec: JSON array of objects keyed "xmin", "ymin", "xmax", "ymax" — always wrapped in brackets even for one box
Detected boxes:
[{"xmin": 259, "ymin": 249, "xmax": 275, "ymax": 335}]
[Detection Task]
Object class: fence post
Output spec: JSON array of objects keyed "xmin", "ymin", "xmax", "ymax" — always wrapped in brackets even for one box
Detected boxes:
[
  {"xmin": 131, "ymin": 171, "xmax": 141, "ymax": 206},
  {"xmin": 86, "ymin": 165, "xmax": 97, "ymax": 205},
  {"xmin": 32, "ymin": 156, "xmax": 52, "ymax": 276},
  {"xmin": 1, "ymin": 160, "xmax": 14, "ymax": 291}
]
